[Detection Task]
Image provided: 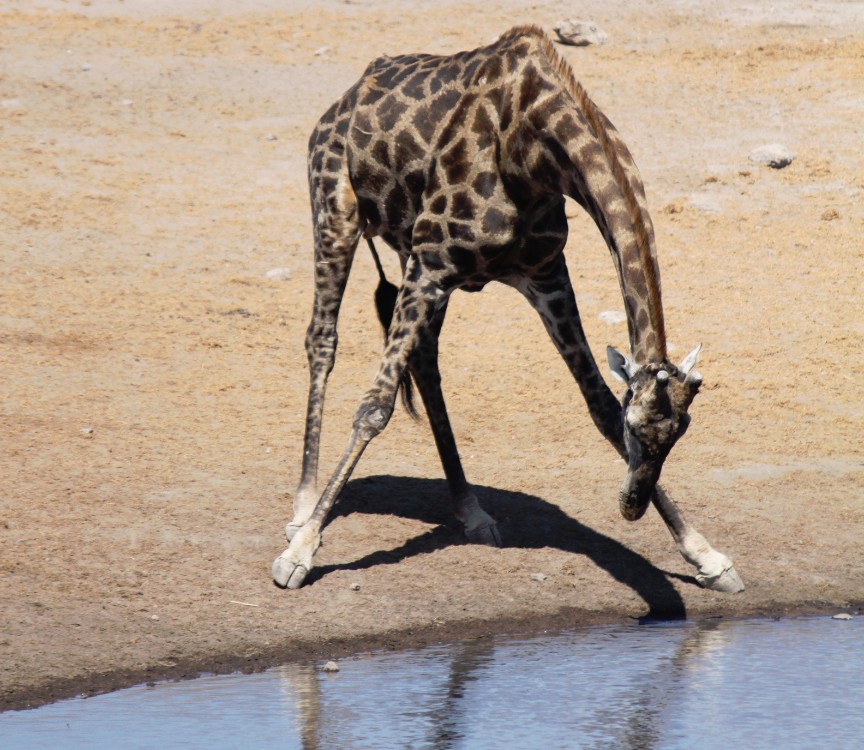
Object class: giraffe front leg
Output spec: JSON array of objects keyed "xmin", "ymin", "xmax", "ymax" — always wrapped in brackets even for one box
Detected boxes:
[
  {"xmin": 514, "ymin": 261, "xmax": 743, "ymax": 593},
  {"xmin": 652, "ymin": 485, "xmax": 744, "ymax": 593}
]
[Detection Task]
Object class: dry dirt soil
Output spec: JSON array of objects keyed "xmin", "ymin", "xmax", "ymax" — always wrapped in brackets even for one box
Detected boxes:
[{"xmin": 2, "ymin": 0, "xmax": 862, "ymax": 711}]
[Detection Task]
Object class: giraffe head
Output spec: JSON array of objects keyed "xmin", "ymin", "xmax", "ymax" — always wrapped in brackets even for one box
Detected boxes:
[{"xmin": 607, "ymin": 344, "xmax": 703, "ymax": 521}]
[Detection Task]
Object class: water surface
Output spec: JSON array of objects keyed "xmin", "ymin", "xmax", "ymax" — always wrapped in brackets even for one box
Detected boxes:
[{"xmin": 2, "ymin": 616, "xmax": 861, "ymax": 749}]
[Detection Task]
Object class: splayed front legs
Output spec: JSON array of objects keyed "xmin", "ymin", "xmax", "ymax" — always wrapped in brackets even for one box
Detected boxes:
[{"xmin": 515, "ymin": 258, "xmax": 743, "ymax": 593}]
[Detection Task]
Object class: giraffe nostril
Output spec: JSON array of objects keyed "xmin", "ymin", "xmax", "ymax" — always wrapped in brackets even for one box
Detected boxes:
[{"xmin": 619, "ymin": 485, "xmax": 650, "ymax": 521}]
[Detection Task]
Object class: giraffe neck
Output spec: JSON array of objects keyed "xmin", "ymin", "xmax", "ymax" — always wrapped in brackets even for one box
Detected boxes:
[
  {"xmin": 571, "ymin": 112, "xmax": 666, "ymax": 365},
  {"xmin": 522, "ymin": 28, "xmax": 668, "ymax": 366},
  {"xmin": 572, "ymin": 85, "xmax": 666, "ymax": 367}
]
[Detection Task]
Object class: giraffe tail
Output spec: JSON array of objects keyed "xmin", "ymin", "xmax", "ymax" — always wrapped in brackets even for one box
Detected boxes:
[{"xmin": 367, "ymin": 239, "xmax": 419, "ymax": 420}]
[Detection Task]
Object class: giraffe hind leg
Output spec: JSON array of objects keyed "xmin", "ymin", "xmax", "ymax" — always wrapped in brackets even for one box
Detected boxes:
[
  {"xmin": 287, "ymin": 160, "xmax": 361, "ymax": 541},
  {"xmin": 408, "ymin": 302, "xmax": 501, "ymax": 546},
  {"xmin": 274, "ymin": 257, "xmax": 448, "ymax": 588},
  {"xmin": 368, "ymin": 238, "xmax": 418, "ymax": 419}
]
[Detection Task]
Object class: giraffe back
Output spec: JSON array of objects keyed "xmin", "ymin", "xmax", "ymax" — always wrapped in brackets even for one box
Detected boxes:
[{"xmin": 307, "ymin": 26, "xmax": 664, "ymax": 315}]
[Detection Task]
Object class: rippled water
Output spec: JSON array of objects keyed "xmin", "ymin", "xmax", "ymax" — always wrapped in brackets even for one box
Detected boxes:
[{"xmin": 2, "ymin": 616, "xmax": 862, "ymax": 749}]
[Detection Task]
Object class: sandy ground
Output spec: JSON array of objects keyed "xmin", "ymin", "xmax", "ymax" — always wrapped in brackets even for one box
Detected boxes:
[{"xmin": 2, "ymin": 0, "xmax": 863, "ymax": 711}]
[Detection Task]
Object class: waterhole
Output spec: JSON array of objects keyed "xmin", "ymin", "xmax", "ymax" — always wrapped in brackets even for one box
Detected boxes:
[{"xmin": 2, "ymin": 616, "xmax": 861, "ymax": 749}]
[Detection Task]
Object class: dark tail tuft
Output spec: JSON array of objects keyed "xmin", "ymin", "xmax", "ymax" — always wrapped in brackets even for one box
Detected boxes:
[{"xmin": 368, "ymin": 239, "xmax": 419, "ymax": 420}]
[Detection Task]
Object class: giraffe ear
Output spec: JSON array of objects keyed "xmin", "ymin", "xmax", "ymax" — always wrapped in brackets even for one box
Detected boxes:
[{"xmin": 607, "ymin": 346, "xmax": 634, "ymax": 384}]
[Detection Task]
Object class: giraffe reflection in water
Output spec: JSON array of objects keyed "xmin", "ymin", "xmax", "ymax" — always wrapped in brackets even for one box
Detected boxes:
[{"xmin": 276, "ymin": 620, "xmax": 730, "ymax": 749}]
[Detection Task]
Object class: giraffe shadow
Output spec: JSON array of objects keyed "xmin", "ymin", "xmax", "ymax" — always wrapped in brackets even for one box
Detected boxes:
[{"xmin": 307, "ymin": 475, "xmax": 689, "ymax": 620}]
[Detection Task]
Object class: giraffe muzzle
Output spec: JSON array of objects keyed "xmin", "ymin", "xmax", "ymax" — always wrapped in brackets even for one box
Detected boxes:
[
  {"xmin": 619, "ymin": 487, "xmax": 650, "ymax": 521},
  {"xmin": 618, "ymin": 466, "xmax": 660, "ymax": 521}
]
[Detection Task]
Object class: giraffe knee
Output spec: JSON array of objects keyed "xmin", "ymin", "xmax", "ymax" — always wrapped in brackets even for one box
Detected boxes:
[
  {"xmin": 305, "ymin": 325, "xmax": 338, "ymax": 371},
  {"xmin": 353, "ymin": 402, "xmax": 392, "ymax": 441}
]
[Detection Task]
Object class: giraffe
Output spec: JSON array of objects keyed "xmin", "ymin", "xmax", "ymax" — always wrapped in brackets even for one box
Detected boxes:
[{"xmin": 273, "ymin": 25, "xmax": 743, "ymax": 594}]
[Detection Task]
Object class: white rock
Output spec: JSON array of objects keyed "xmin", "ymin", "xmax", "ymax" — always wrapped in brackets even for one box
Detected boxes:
[
  {"xmin": 553, "ymin": 20, "xmax": 609, "ymax": 47},
  {"xmin": 748, "ymin": 144, "xmax": 795, "ymax": 169},
  {"xmin": 314, "ymin": 46, "xmax": 331, "ymax": 57},
  {"xmin": 266, "ymin": 267, "xmax": 292, "ymax": 281},
  {"xmin": 689, "ymin": 193, "xmax": 723, "ymax": 214},
  {"xmin": 530, "ymin": 572, "xmax": 548, "ymax": 582},
  {"xmin": 832, "ymin": 613, "xmax": 853, "ymax": 620},
  {"xmin": 322, "ymin": 660, "xmax": 340, "ymax": 672},
  {"xmin": 350, "ymin": 582, "xmax": 361, "ymax": 591},
  {"xmin": 598, "ymin": 310, "xmax": 626, "ymax": 325}
]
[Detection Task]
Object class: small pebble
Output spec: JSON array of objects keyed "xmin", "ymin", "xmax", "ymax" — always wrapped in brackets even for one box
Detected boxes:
[
  {"xmin": 265, "ymin": 133, "xmax": 278, "ymax": 141},
  {"xmin": 322, "ymin": 660, "xmax": 340, "ymax": 672},
  {"xmin": 748, "ymin": 144, "xmax": 794, "ymax": 169},
  {"xmin": 80, "ymin": 426, "xmax": 94, "ymax": 437},
  {"xmin": 314, "ymin": 46, "xmax": 331, "ymax": 57},
  {"xmin": 81, "ymin": 63, "xmax": 92, "ymax": 72},
  {"xmin": 150, "ymin": 614, "xmax": 160, "ymax": 621},
  {"xmin": 553, "ymin": 20, "xmax": 609, "ymax": 47},
  {"xmin": 832, "ymin": 613, "xmax": 853, "ymax": 620},
  {"xmin": 530, "ymin": 573, "xmax": 548, "ymax": 582},
  {"xmin": 689, "ymin": 193, "xmax": 723, "ymax": 214},
  {"xmin": 598, "ymin": 310, "xmax": 626, "ymax": 325},
  {"xmin": 350, "ymin": 583, "xmax": 361, "ymax": 591},
  {"xmin": 266, "ymin": 267, "xmax": 292, "ymax": 281}
]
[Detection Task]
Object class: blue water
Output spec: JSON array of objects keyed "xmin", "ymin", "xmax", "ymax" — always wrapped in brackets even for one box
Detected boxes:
[{"xmin": 2, "ymin": 616, "xmax": 862, "ymax": 749}]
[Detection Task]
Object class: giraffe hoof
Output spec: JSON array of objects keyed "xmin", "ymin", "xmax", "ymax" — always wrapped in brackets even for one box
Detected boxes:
[
  {"xmin": 465, "ymin": 521, "xmax": 502, "ymax": 548},
  {"xmin": 272, "ymin": 555, "xmax": 310, "ymax": 589},
  {"xmin": 696, "ymin": 563, "xmax": 745, "ymax": 593},
  {"xmin": 272, "ymin": 526, "xmax": 321, "ymax": 589}
]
